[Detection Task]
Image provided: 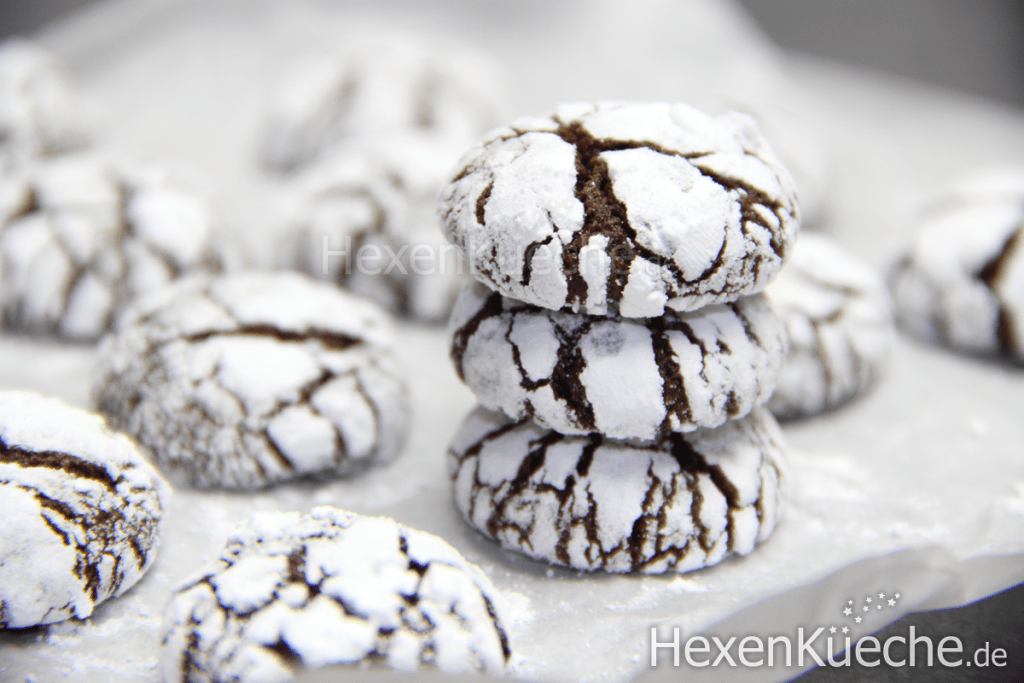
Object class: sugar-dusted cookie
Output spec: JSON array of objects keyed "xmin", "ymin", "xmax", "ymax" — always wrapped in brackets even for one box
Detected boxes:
[
  {"xmin": 0, "ymin": 390, "xmax": 167, "ymax": 628},
  {"xmin": 439, "ymin": 101, "xmax": 800, "ymax": 317},
  {"xmin": 889, "ymin": 167, "xmax": 1024, "ymax": 358},
  {"xmin": 282, "ymin": 133, "xmax": 469, "ymax": 322},
  {"xmin": 450, "ymin": 282, "xmax": 786, "ymax": 440},
  {"xmin": 260, "ymin": 37, "xmax": 504, "ymax": 173},
  {"xmin": 161, "ymin": 507, "xmax": 511, "ymax": 681},
  {"xmin": 767, "ymin": 234, "xmax": 894, "ymax": 419},
  {"xmin": 0, "ymin": 153, "xmax": 240, "ymax": 340},
  {"xmin": 0, "ymin": 39, "xmax": 90, "ymax": 171},
  {"xmin": 92, "ymin": 272, "xmax": 408, "ymax": 489},
  {"xmin": 448, "ymin": 405, "xmax": 787, "ymax": 574}
]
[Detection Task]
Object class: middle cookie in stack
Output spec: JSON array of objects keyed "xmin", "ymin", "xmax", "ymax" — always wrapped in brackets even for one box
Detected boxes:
[{"xmin": 439, "ymin": 102, "xmax": 800, "ymax": 574}]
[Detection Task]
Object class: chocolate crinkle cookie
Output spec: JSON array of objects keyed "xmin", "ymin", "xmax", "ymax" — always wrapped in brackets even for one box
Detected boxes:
[
  {"xmin": 889, "ymin": 167, "xmax": 1024, "ymax": 359},
  {"xmin": 449, "ymin": 406, "xmax": 788, "ymax": 574},
  {"xmin": 439, "ymin": 101, "xmax": 800, "ymax": 317},
  {"xmin": 767, "ymin": 234, "xmax": 894, "ymax": 419},
  {"xmin": 0, "ymin": 39, "xmax": 90, "ymax": 171},
  {"xmin": 92, "ymin": 271, "xmax": 408, "ymax": 489},
  {"xmin": 281, "ymin": 133, "xmax": 470, "ymax": 322},
  {"xmin": 161, "ymin": 507, "xmax": 511, "ymax": 682},
  {"xmin": 0, "ymin": 153, "xmax": 242, "ymax": 340},
  {"xmin": 260, "ymin": 37, "xmax": 504, "ymax": 173},
  {"xmin": 0, "ymin": 390, "xmax": 167, "ymax": 629},
  {"xmin": 450, "ymin": 282, "xmax": 786, "ymax": 440}
]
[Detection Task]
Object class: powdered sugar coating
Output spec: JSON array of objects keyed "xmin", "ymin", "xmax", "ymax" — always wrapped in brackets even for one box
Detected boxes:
[
  {"xmin": 448, "ymin": 406, "xmax": 787, "ymax": 574},
  {"xmin": 0, "ymin": 153, "xmax": 241, "ymax": 340},
  {"xmin": 767, "ymin": 234, "xmax": 894, "ymax": 419},
  {"xmin": 92, "ymin": 272, "xmax": 408, "ymax": 489},
  {"xmin": 282, "ymin": 133, "xmax": 470, "ymax": 322},
  {"xmin": 260, "ymin": 37, "xmax": 504, "ymax": 173},
  {"xmin": 161, "ymin": 507, "xmax": 511, "ymax": 682},
  {"xmin": 439, "ymin": 101, "xmax": 800, "ymax": 317},
  {"xmin": 0, "ymin": 39, "xmax": 90, "ymax": 171},
  {"xmin": 450, "ymin": 282, "xmax": 786, "ymax": 440},
  {"xmin": 889, "ymin": 167, "xmax": 1024, "ymax": 358},
  {"xmin": 0, "ymin": 390, "xmax": 167, "ymax": 628}
]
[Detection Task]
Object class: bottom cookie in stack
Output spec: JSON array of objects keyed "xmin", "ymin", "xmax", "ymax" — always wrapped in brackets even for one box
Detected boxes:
[{"xmin": 447, "ymin": 405, "xmax": 789, "ymax": 574}]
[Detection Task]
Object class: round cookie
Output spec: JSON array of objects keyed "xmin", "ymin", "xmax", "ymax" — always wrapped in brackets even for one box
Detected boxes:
[
  {"xmin": 0, "ymin": 390, "xmax": 167, "ymax": 628},
  {"xmin": 260, "ymin": 37, "xmax": 504, "ymax": 173},
  {"xmin": 766, "ymin": 234, "xmax": 894, "ymax": 419},
  {"xmin": 92, "ymin": 271, "xmax": 408, "ymax": 489},
  {"xmin": 161, "ymin": 506, "xmax": 511, "ymax": 681},
  {"xmin": 438, "ymin": 101, "xmax": 800, "ymax": 317},
  {"xmin": 0, "ymin": 39, "xmax": 90, "ymax": 171},
  {"xmin": 448, "ymin": 405, "xmax": 788, "ymax": 575},
  {"xmin": 889, "ymin": 167, "xmax": 1024, "ymax": 358},
  {"xmin": 0, "ymin": 153, "xmax": 241, "ymax": 340},
  {"xmin": 450, "ymin": 282, "xmax": 786, "ymax": 441},
  {"xmin": 282, "ymin": 133, "xmax": 470, "ymax": 322}
]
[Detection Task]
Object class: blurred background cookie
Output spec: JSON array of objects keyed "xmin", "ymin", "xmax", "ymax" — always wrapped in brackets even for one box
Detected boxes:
[
  {"xmin": 0, "ymin": 390, "xmax": 167, "ymax": 628},
  {"xmin": 92, "ymin": 271, "xmax": 408, "ymax": 489},
  {"xmin": 278, "ymin": 132, "xmax": 470, "ymax": 323},
  {"xmin": 259, "ymin": 35, "xmax": 505, "ymax": 174},
  {"xmin": 889, "ymin": 166, "xmax": 1024, "ymax": 359},
  {"xmin": 0, "ymin": 39, "xmax": 90, "ymax": 172},
  {"xmin": 161, "ymin": 507, "xmax": 511, "ymax": 681},
  {"xmin": 0, "ymin": 153, "xmax": 242, "ymax": 340},
  {"xmin": 767, "ymin": 233, "xmax": 894, "ymax": 419}
]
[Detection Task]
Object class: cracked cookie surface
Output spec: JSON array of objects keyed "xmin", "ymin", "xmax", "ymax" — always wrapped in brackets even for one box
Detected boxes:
[
  {"xmin": 889, "ymin": 168, "xmax": 1024, "ymax": 359},
  {"xmin": 260, "ymin": 37, "xmax": 503, "ymax": 173},
  {"xmin": 450, "ymin": 281, "xmax": 786, "ymax": 440},
  {"xmin": 282, "ymin": 133, "xmax": 470, "ymax": 322},
  {"xmin": 0, "ymin": 153, "xmax": 241, "ymax": 340},
  {"xmin": 161, "ymin": 506, "xmax": 511, "ymax": 682},
  {"xmin": 92, "ymin": 271, "xmax": 408, "ymax": 489},
  {"xmin": 0, "ymin": 390, "xmax": 167, "ymax": 628},
  {"xmin": 767, "ymin": 234, "xmax": 894, "ymax": 419},
  {"xmin": 0, "ymin": 39, "xmax": 90, "ymax": 172},
  {"xmin": 438, "ymin": 101, "xmax": 800, "ymax": 317},
  {"xmin": 448, "ymin": 405, "xmax": 788, "ymax": 574}
]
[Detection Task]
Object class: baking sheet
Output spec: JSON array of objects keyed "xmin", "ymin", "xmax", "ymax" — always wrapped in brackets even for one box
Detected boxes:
[{"xmin": 3, "ymin": 1, "xmax": 1024, "ymax": 682}]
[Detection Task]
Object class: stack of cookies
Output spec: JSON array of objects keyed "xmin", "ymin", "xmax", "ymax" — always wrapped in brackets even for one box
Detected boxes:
[{"xmin": 438, "ymin": 102, "xmax": 800, "ymax": 574}]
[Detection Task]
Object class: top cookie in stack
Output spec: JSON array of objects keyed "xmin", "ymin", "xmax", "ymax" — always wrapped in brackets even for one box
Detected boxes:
[
  {"xmin": 442, "ymin": 101, "xmax": 799, "ymax": 441},
  {"xmin": 439, "ymin": 101, "xmax": 799, "ymax": 318},
  {"xmin": 439, "ymin": 102, "xmax": 799, "ymax": 574}
]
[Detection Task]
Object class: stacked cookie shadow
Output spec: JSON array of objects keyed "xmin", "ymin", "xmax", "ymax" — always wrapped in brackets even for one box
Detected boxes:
[{"xmin": 438, "ymin": 102, "xmax": 800, "ymax": 574}]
